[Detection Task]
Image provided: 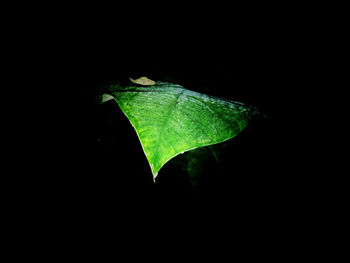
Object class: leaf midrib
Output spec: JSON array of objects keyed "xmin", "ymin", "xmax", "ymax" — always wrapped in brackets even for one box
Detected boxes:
[{"xmin": 154, "ymin": 89, "xmax": 185, "ymax": 169}]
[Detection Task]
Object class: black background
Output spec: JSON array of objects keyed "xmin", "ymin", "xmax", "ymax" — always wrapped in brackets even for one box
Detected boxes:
[{"xmin": 8, "ymin": 6, "xmax": 319, "ymax": 255}]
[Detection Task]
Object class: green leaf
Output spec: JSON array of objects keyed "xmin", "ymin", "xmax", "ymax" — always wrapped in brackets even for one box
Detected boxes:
[{"xmin": 105, "ymin": 81, "xmax": 260, "ymax": 180}]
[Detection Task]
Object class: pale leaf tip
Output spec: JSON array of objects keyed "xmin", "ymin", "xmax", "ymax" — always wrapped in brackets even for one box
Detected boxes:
[
  {"xmin": 129, "ymin": 76, "xmax": 156, "ymax": 86},
  {"xmin": 101, "ymin": 94, "xmax": 114, "ymax": 103},
  {"xmin": 152, "ymin": 172, "xmax": 158, "ymax": 183}
]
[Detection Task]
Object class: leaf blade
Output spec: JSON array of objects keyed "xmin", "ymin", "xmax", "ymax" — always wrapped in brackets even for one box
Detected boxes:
[{"xmin": 108, "ymin": 82, "xmax": 259, "ymax": 179}]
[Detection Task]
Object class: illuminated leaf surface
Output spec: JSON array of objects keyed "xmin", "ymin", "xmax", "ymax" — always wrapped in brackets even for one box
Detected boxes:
[{"xmin": 105, "ymin": 81, "xmax": 259, "ymax": 179}]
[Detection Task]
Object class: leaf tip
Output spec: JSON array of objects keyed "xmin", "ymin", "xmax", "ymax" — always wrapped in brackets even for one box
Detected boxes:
[
  {"xmin": 129, "ymin": 76, "xmax": 156, "ymax": 86},
  {"xmin": 101, "ymin": 94, "xmax": 114, "ymax": 103},
  {"xmin": 153, "ymin": 172, "xmax": 158, "ymax": 183}
]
